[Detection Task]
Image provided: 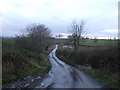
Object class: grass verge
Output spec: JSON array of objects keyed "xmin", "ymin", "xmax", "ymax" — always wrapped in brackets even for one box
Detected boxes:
[
  {"xmin": 2, "ymin": 38, "xmax": 54, "ymax": 84},
  {"xmin": 77, "ymin": 65, "xmax": 119, "ymax": 88}
]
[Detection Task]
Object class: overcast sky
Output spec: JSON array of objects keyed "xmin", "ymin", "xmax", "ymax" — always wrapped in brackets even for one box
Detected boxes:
[{"xmin": 0, "ymin": 0, "xmax": 119, "ymax": 38}]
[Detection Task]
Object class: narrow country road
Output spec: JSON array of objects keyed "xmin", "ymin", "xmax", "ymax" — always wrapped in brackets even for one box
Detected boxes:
[{"xmin": 36, "ymin": 45, "xmax": 104, "ymax": 88}]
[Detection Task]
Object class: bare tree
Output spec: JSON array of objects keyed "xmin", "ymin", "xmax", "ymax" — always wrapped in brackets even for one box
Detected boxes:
[
  {"xmin": 69, "ymin": 20, "xmax": 86, "ymax": 53},
  {"xmin": 15, "ymin": 24, "xmax": 53, "ymax": 53},
  {"xmin": 67, "ymin": 35, "xmax": 72, "ymax": 39},
  {"xmin": 94, "ymin": 37, "xmax": 98, "ymax": 43},
  {"xmin": 58, "ymin": 34, "xmax": 63, "ymax": 38}
]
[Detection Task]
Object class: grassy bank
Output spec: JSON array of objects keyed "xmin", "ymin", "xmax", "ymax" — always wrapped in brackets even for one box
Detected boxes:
[
  {"xmin": 56, "ymin": 45, "xmax": 119, "ymax": 88},
  {"xmin": 2, "ymin": 38, "xmax": 53, "ymax": 84}
]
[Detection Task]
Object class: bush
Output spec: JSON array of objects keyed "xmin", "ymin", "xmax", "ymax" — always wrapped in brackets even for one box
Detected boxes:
[{"xmin": 15, "ymin": 24, "xmax": 53, "ymax": 53}]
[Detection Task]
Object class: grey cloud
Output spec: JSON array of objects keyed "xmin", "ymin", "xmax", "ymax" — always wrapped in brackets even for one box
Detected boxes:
[{"xmin": 1, "ymin": 0, "xmax": 118, "ymax": 38}]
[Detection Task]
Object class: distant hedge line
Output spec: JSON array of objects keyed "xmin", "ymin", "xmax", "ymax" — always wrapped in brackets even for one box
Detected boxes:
[{"xmin": 56, "ymin": 45, "xmax": 119, "ymax": 73}]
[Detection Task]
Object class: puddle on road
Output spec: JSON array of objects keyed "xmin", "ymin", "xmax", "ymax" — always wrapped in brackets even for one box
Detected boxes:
[{"xmin": 3, "ymin": 75, "xmax": 43, "ymax": 88}]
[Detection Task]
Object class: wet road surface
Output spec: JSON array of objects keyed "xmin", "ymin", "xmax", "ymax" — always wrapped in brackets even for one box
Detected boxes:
[{"xmin": 36, "ymin": 45, "xmax": 104, "ymax": 88}]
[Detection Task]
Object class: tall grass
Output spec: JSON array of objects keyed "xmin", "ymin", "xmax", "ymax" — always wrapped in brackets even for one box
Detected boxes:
[
  {"xmin": 56, "ymin": 45, "xmax": 119, "ymax": 73},
  {"xmin": 56, "ymin": 45, "xmax": 119, "ymax": 88}
]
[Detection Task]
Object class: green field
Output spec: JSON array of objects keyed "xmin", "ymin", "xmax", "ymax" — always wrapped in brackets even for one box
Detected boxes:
[
  {"xmin": 54, "ymin": 38, "xmax": 118, "ymax": 46},
  {"xmin": 2, "ymin": 38, "xmax": 15, "ymax": 44},
  {"xmin": 79, "ymin": 39, "xmax": 118, "ymax": 46},
  {"xmin": 54, "ymin": 38, "xmax": 70, "ymax": 44}
]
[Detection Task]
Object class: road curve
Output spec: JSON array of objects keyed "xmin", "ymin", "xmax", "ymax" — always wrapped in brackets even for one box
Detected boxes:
[{"xmin": 36, "ymin": 45, "xmax": 104, "ymax": 88}]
